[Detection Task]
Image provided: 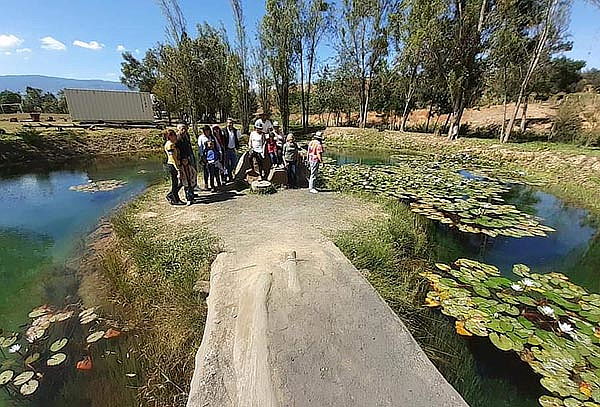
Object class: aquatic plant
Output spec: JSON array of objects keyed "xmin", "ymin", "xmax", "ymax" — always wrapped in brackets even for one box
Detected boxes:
[
  {"xmin": 0, "ymin": 304, "xmax": 122, "ymax": 400},
  {"xmin": 422, "ymin": 259, "xmax": 600, "ymax": 406},
  {"xmin": 322, "ymin": 159, "xmax": 554, "ymax": 238},
  {"xmin": 69, "ymin": 179, "xmax": 128, "ymax": 193}
]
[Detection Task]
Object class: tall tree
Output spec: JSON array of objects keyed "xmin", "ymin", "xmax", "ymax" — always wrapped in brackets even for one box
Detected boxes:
[
  {"xmin": 230, "ymin": 0, "xmax": 253, "ymax": 133},
  {"xmin": 502, "ymin": 0, "xmax": 572, "ymax": 142},
  {"xmin": 120, "ymin": 49, "xmax": 159, "ymax": 92},
  {"xmin": 261, "ymin": 0, "xmax": 300, "ymax": 133},
  {"xmin": 337, "ymin": 0, "xmax": 390, "ymax": 128},
  {"xmin": 298, "ymin": 0, "xmax": 332, "ymax": 130},
  {"xmin": 22, "ymin": 87, "xmax": 43, "ymax": 113}
]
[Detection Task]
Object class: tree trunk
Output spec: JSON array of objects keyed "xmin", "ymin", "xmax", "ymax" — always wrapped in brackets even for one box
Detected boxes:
[
  {"xmin": 520, "ymin": 95, "xmax": 529, "ymax": 132},
  {"xmin": 299, "ymin": 47, "xmax": 307, "ymax": 132},
  {"xmin": 425, "ymin": 102, "xmax": 433, "ymax": 133}
]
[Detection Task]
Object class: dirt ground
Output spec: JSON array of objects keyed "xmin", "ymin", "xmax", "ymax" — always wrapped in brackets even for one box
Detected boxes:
[{"xmin": 133, "ymin": 187, "xmax": 466, "ymax": 407}]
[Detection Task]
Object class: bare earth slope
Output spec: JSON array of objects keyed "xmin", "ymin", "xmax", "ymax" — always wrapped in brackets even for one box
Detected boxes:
[{"xmin": 159, "ymin": 189, "xmax": 468, "ymax": 407}]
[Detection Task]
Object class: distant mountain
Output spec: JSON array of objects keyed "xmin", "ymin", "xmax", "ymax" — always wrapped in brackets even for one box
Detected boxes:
[{"xmin": 0, "ymin": 75, "xmax": 129, "ymax": 94}]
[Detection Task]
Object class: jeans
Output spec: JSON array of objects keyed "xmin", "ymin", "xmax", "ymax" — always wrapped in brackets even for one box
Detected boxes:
[
  {"xmin": 225, "ymin": 149, "xmax": 238, "ymax": 180},
  {"xmin": 207, "ymin": 162, "xmax": 222, "ymax": 190},
  {"xmin": 268, "ymin": 151, "xmax": 279, "ymax": 166},
  {"xmin": 286, "ymin": 162, "xmax": 298, "ymax": 188},
  {"xmin": 166, "ymin": 164, "xmax": 181, "ymax": 202},
  {"xmin": 309, "ymin": 161, "xmax": 320, "ymax": 190}
]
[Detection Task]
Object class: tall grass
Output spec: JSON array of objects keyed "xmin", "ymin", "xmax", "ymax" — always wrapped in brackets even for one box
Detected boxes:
[
  {"xmin": 333, "ymin": 197, "xmax": 538, "ymax": 406},
  {"xmin": 101, "ymin": 200, "xmax": 219, "ymax": 407}
]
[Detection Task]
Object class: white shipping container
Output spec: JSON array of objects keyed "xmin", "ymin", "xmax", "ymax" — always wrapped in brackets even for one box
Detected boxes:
[{"xmin": 64, "ymin": 89, "xmax": 154, "ymax": 122}]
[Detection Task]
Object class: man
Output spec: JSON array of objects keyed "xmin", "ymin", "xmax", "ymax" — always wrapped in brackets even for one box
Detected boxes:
[
  {"xmin": 307, "ymin": 131, "xmax": 324, "ymax": 194},
  {"xmin": 272, "ymin": 121, "xmax": 285, "ymax": 166},
  {"xmin": 248, "ymin": 120, "xmax": 266, "ymax": 179},
  {"xmin": 256, "ymin": 112, "xmax": 274, "ymax": 135},
  {"xmin": 224, "ymin": 118, "xmax": 240, "ymax": 182}
]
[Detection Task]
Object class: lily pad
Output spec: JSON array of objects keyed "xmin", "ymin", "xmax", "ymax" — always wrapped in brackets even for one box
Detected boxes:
[
  {"xmin": 13, "ymin": 371, "xmax": 35, "ymax": 386},
  {"xmin": 20, "ymin": 379, "xmax": 39, "ymax": 396},
  {"xmin": 50, "ymin": 338, "xmax": 68, "ymax": 352},
  {"xmin": 24, "ymin": 353, "xmax": 40, "ymax": 365},
  {"xmin": 0, "ymin": 370, "xmax": 14, "ymax": 385},
  {"xmin": 86, "ymin": 331, "xmax": 106, "ymax": 343},
  {"xmin": 490, "ymin": 332, "xmax": 514, "ymax": 351},
  {"xmin": 46, "ymin": 353, "xmax": 67, "ymax": 366}
]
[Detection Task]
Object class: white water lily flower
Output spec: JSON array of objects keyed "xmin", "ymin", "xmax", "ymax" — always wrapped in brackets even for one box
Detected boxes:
[
  {"xmin": 538, "ymin": 305, "xmax": 555, "ymax": 318},
  {"xmin": 8, "ymin": 344, "xmax": 21, "ymax": 353},
  {"xmin": 558, "ymin": 321, "xmax": 574, "ymax": 334},
  {"xmin": 511, "ymin": 283, "xmax": 524, "ymax": 292},
  {"xmin": 521, "ymin": 278, "xmax": 535, "ymax": 287}
]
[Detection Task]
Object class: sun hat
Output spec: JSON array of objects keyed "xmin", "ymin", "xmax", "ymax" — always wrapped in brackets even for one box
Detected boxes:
[
  {"xmin": 313, "ymin": 131, "xmax": 323, "ymax": 140},
  {"xmin": 254, "ymin": 120, "xmax": 263, "ymax": 129}
]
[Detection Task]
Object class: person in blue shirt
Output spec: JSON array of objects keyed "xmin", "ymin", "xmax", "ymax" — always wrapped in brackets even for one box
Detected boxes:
[{"xmin": 203, "ymin": 140, "xmax": 222, "ymax": 192}]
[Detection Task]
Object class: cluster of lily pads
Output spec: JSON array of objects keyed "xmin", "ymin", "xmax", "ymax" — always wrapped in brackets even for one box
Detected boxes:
[
  {"xmin": 69, "ymin": 179, "xmax": 127, "ymax": 193},
  {"xmin": 422, "ymin": 259, "xmax": 600, "ymax": 407},
  {"xmin": 321, "ymin": 160, "xmax": 554, "ymax": 238},
  {"xmin": 0, "ymin": 304, "xmax": 122, "ymax": 399}
]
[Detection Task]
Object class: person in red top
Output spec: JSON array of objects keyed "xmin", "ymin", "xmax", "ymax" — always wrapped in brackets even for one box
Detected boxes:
[
  {"xmin": 266, "ymin": 132, "xmax": 280, "ymax": 166},
  {"xmin": 307, "ymin": 132, "xmax": 324, "ymax": 193}
]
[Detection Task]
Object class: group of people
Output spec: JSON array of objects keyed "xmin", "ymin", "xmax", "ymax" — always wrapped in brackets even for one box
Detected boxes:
[{"xmin": 163, "ymin": 114, "xmax": 325, "ymax": 206}]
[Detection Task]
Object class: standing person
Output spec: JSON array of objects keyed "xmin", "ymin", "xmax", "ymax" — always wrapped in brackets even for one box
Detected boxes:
[
  {"xmin": 164, "ymin": 129, "xmax": 183, "ymax": 205},
  {"xmin": 272, "ymin": 121, "xmax": 285, "ymax": 165},
  {"xmin": 248, "ymin": 121, "xmax": 266, "ymax": 179},
  {"xmin": 307, "ymin": 131, "xmax": 324, "ymax": 194},
  {"xmin": 212, "ymin": 125, "xmax": 227, "ymax": 182},
  {"xmin": 176, "ymin": 123, "xmax": 195, "ymax": 166},
  {"xmin": 224, "ymin": 118, "xmax": 240, "ymax": 182},
  {"xmin": 256, "ymin": 112, "xmax": 273, "ymax": 135},
  {"xmin": 203, "ymin": 140, "xmax": 222, "ymax": 192},
  {"xmin": 283, "ymin": 133, "xmax": 300, "ymax": 189},
  {"xmin": 179, "ymin": 157, "xmax": 198, "ymax": 206},
  {"xmin": 266, "ymin": 133, "xmax": 279, "ymax": 167}
]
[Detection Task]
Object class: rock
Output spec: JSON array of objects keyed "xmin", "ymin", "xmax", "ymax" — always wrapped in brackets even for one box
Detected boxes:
[
  {"xmin": 250, "ymin": 180, "xmax": 276, "ymax": 195},
  {"xmin": 267, "ymin": 167, "xmax": 287, "ymax": 186},
  {"xmin": 194, "ymin": 280, "xmax": 211, "ymax": 294}
]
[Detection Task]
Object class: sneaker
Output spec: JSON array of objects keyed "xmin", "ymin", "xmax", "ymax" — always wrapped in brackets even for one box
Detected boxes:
[
  {"xmin": 186, "ymin": 201, "xmax": 192, "ymax": 206},
  {"xmin": 309, "ymin": 189, "xmax": 319, "ymax": 194}
]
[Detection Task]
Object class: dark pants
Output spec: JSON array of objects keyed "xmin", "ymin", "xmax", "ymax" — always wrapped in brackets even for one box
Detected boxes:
[
  {"xmin": 249, "ymin": 151, "xmax": 264, "ymax": 178},
  {"xmin": 286, "ymin": 162, "xmax": 298, "ymax": 188},
  {"xmin": 225, "ymin": 149, "xmax": 238, "ymax": 181},
  {"xmin": 268, "ymin": 151, "xmax": 279, "ymax": 166},
  {"xmin": 166, "ymin": 164, "xmax": 181, "ymax": 203},
  {"xmin": 207, "ymin": 162, "xmax": 221, "ymax": 190},
  {"xmin": 184, "ymin": 186, "xmax": 195, "ymax": 202}
]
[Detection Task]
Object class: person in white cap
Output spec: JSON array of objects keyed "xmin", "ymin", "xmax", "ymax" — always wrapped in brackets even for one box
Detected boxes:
[
  {"xmin": 256, "ymin": 112, "xmax": 274, "ymax": 134},
  {"xmin": 249, "ymin": 120, "xmax": 266, "ymax": 179},
  {"xmin": 307, "ymin": 131, "xmax": 324, "ymax": 193}
]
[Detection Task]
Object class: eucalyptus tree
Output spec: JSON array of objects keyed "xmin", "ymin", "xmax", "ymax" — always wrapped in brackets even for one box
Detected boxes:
[
  {"xmin": 261, "ymin": 0, "xmax": 301, "ymax": 133},
  {"xmin": 230, "ymin": 0, "xmax": 253, "ymax": 133},
  {"xmin": 337, "ymin": 0, "xmax": 391, "ymax": 128},
  {"xmin": 501, "ymin": 0, "xmax": 573, "ymax": 142},
  {"xmin": 120, "ymin": 49, "xmax": 159, "ymax": 92},
  {"xmin": 298, "ymin": 0, "xmax": 333, "ymax": 130}
]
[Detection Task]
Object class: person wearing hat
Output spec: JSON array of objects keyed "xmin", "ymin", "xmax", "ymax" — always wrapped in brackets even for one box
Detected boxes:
[
  {"xmin": 224, "ymin": 118, "xmax": 241, "ymax": 181},
  {"xmin": 256, "ymin": 112, "xmax": 274, "ymax": 135},
  {"xmin": 249, "ymin": 120, "xmax": 266, "ymax": 179},
  {"xmin": 283, "ymin": 133, "xmax": 300, "ymax": 188},
  {"xmin": 307, "ymin": 131, "xmax": 324, "ymax": 193}
]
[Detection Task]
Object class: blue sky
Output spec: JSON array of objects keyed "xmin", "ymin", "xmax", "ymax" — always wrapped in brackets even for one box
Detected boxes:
[{"xmin": 0, "ymin": 0, "xmax": 598, "ymax": 81}]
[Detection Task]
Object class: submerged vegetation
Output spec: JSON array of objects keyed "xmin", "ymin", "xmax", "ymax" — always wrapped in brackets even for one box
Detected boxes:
[
  {"xmin": 423, "ymin": 259, "xmax": 600, "ymax": 406},
  {"xmin": 102, "ymin": 188, "xmax": 219, "ymax": 406},
  {"xmin": 322, "ymin": 155, "xmax": 555, "ymax": 238}
]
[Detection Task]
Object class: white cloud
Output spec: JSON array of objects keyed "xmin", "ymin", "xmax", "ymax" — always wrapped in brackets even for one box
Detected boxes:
[
  {"xmin": 16, "ymin": 48, "xmax": 31, "ymax": 53},
  {"xmin": 4, "ymin": 51, "xmax": 12, "ymax": 56},
  {"xmin": 116, "ymin": 44, "xmax": 126, "ymax": 52},
  {"xmin": 41, "ymin": 36, "xmax": 66, "ymax": 51},
  {"xmin": 0, "ymin": 34, "xmax": 24, "ymax": 50},
  {"xmin": 134, "ymin": 48, "xmax": 140, "ymax": 54},
  {"xmin": 73, "ymin": 40, "xmax": 104, "ymax": 50}
]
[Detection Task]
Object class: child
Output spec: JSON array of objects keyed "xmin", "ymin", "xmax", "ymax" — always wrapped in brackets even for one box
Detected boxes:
[
  {"xmin": 179, "ymin": 157, "xmax": 198, "ymax": 206},
  {"xmin": 203, "ymin": 140, "xmax": 222, "ymax": 192},
  {"xmin": 266, "ymin": 133, "xmax": 279, "ymax": 166}
]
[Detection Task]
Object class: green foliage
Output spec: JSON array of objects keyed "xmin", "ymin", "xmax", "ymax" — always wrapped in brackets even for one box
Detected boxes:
[
  {"xmin": 0, "ymin": 90, "xmax": 21, "ymax": 106},
  {"xmin": 120, "ymin": 50, "xmax": 159, "ymax": 92},
  {"xmin": 423, "ymin": 259, "xmax": 600, "ymax": 406},
  {"xmin": 551, "ymin": 99, "xmax": 584, "ymax": 144}
]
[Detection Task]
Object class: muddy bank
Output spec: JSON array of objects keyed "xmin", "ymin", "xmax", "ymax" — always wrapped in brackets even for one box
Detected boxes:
[{"xmin": 0, "ymin": 127, "xmax": 163, "ymax": 170}]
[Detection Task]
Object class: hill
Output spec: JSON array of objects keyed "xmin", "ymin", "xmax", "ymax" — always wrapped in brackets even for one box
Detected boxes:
[{"xmin": 0, "ymin": 75, "xmax": 128, "ymax": 94}]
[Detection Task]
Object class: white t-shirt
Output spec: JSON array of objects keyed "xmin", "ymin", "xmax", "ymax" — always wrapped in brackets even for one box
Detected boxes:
[
  {"xmin": 257, "ymin": 119, "xmax": 273, "ymax": 134},
  {"xmin": 225, "ymin": 127, "xmax": 239, "ymax": 149},
  {"xmin": 197, "ymin": 134, "xmax": 209, "ymax": 156},
  {"xmin": 249, "ymin": 131, "xmax": 265, "ymax": 154}
]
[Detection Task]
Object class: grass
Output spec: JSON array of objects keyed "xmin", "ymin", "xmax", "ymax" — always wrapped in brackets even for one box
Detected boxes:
[
  {"xmin": 332, "ymin": 196, "xmax": 540, "ymax": 406},
  {"xmin": 100, "ymin": 188, "xmax": 220, "ymax": 407}
]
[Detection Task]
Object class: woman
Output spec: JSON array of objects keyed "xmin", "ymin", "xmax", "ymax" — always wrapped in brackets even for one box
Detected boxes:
[
  {"xmin": 212, "ymin": 125, "xmax": 227, "ymax": 182},
  {"xmin": 164, "ymin": 129, "xmax": 183, "ymax": 205},
  {"xmin": 283, "ymin": 133, "xmax": 299, "ymax": 188}
]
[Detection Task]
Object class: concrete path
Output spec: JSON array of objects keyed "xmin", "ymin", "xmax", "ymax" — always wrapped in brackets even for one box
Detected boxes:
[{"xmin": 182, "ymin": 190, "xmax": 467, "ymax": 407}]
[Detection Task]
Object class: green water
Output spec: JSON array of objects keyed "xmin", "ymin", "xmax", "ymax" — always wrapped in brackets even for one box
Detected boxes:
[{"xmin": 0, "ymin": 154, "xmax": 166, "ymax": 406}]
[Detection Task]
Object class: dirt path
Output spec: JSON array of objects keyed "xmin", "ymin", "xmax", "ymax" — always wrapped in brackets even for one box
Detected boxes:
[{"xmin": 141, "ymin": 189, "xmax": 466, "ymax": 406}]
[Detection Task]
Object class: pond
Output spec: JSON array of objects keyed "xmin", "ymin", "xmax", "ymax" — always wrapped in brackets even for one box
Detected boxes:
[
  {"xmin": 326, "ymin": 146, "xmax": 600, "ymax": 407},
  {"xmin": 0, "ymin": 154, "xmax": 166, "ymax": 406}
]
